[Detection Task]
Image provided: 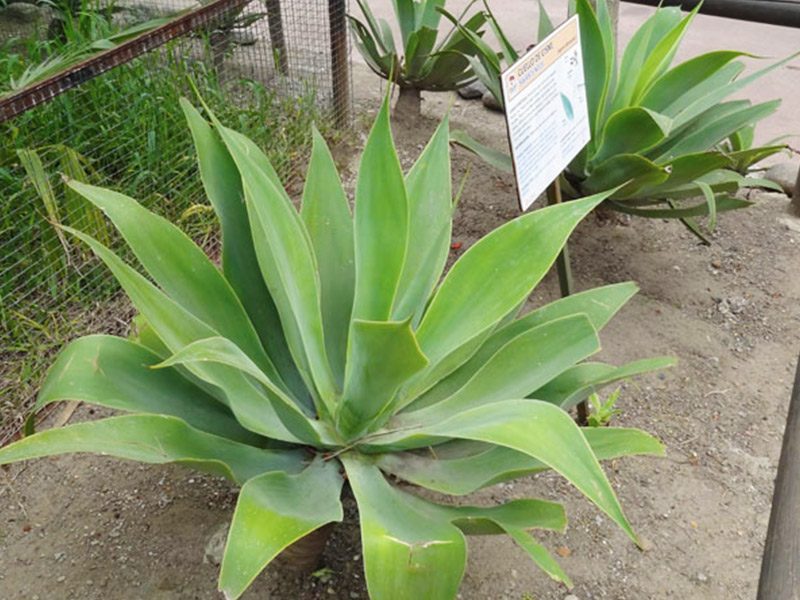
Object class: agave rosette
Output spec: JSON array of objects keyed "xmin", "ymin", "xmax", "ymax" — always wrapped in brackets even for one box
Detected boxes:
[
  {"xmin": 451, "ymin": 0, "xmax": 794, "ymax": 239},
  {"xmin": 0, "ymin": 95, "xmax": 671, "ymax": 599}
]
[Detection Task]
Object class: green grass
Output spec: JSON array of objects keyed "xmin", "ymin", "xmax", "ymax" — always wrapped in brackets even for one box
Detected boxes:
[{"xmin": 0, "ymin": 37, "xmax": 332, "ymax": 435}]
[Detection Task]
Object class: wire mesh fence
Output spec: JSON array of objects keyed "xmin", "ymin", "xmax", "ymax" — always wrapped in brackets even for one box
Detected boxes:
[{"xmin": 0, "ymin": 0, "xmax": 352, "ymax": 442}]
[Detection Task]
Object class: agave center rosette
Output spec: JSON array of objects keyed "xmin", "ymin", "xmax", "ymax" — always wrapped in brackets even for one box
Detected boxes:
[{"xmin": 0, "ymin": 93, "xmax": 672, "ymax": 599}]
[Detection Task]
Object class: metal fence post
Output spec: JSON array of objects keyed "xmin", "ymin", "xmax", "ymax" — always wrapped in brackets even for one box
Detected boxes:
[
  {"xmin": 329, "ymin": 0, "xmax": 350, "ymax": 128},
  {"xmin": 757, "ymin": 353, "xmax": 800, "ymax": 599}
]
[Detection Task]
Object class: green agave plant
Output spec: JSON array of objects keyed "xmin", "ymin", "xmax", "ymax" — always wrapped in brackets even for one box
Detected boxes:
[
  {"xmin": 349, "ymin": 0, "xmax": 488, "ymax": 114},
  {"xmin": 0, "ymin": 95, "xmax": 673, "ymax": 599},
  {"xmin": 450, "ymin": 0, "xmax": 794, "ymax": 240}
]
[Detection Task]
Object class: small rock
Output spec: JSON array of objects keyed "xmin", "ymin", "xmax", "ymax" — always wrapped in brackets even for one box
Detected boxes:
[
  {"xmin": 457, "ymin": 80, "xmax": 488, "ymax": 100},
  {"xmin": 637, "ymin": 536, "xmax": 654, "ymax": 552},
  {"xmin": 711, "ymin": 259, "xmax": 722, "ymax": 269},
  {"xmin": 728, "ymin": 296, "xmax": 748, "ymax": 314},
  {"xmin": 203, "ymin": 522, "xmax": 229, "ymax": 566},
  {"xmin": 482, "ymin": 90, "xmax": 504, "ymax": 113},
  {"xmin": 555, "ymin": 545, "xmax": 571, "ymax": 557},
  {"xmin": 764, "ymin": 160, "xmax": 799, "ymax": 196},
  {"xmin": 696, "ymin": 572, "xmax": 709, "ymax": 584},
  {"xmin": 778, "ymin": 216, "xmax": 800, "ymax": 234},
  {"xmin": 564, "ymin": 595, "xmax": 580, "ymax": 600}
]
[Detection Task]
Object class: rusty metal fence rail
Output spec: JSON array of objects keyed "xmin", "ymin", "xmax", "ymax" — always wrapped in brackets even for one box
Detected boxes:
[{"xmin": 0, "ymin": 0, "xmax": 351, "ymax": 443}]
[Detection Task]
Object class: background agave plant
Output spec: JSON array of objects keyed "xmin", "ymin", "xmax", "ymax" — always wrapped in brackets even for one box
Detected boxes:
[
  {"xmin": 348, "ymin": 0, "xmax": 488, "ymax": 115},
  {"xmin": 0, "ymin": 95, "xmax": 672, "ymax": 599},
  {"xmin": 451, "ymin": 0, "xmax": 793, "ymax": 241}
]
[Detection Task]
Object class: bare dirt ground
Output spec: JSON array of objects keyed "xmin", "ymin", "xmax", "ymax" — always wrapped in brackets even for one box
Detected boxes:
[{"xmin": 2, "ymin": 67, "xmax": 800, "ymax": 599}]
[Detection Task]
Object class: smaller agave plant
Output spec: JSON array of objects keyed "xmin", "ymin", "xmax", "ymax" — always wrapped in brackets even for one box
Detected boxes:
[
  {"xmin": 0, "ymin": 94, "xmax": 672, "ymax": 599},
  {"xmin": 450, "ymin": 0, "xmax": 794, "ymax": 241},
  {"xmin": 349, "ymin": 0, "xmax": 488, "ymax": 114}
]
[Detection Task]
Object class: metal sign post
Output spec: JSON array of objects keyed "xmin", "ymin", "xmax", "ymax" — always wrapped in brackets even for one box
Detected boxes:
[{"xmin": 500, "ymin": 16, "xmax": 590, "ymax": 424}]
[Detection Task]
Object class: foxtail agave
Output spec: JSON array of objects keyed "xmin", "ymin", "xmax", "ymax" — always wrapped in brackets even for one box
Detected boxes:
[
  {"xmin": 451, "ymin": 0, "xmax": 793, "ymax": 240},
  {"xmin": 0, "ymin": 96, "xmax": 672, "ymax": 598},
  {"xmin": 349, "ymin": 0, "xmax": 488, "ymax": 114}
]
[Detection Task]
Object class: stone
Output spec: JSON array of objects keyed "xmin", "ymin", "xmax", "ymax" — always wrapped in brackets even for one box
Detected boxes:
[
  {"xmin": 457, "ymin": 80, "xmax": 487, "ymax": 100},
  {"xmin": 203, "ymin": 522, "xmax": 229, "ymax": 566},
  {"xmin": 764, "ymin": 160, "xmax": 799, "ymax": 196},
  {"xmin": 778, "ymin": 216, "xmax": 800, "ymax": 234},
  {"xmin": 230, "ymin": 29, "xmax": 258, "ymax": 46},
  {"xmin": 482, "ymin": 89, "xmax": 504, "ymax": 113},
  {"xmin": 3, "ymin": 2, "xmax": 44, "ymax": 23}
]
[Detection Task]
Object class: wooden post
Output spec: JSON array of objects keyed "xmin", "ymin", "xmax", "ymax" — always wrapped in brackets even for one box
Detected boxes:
[
  {"xmin": 265, "ymin": 0, "xmax": 289, "ymax": 76},
  {"xmin": 546, "ymin": 178, "xmax": 588, "ymax": 425},
  {"xmin": 757, "ymin": 354, "xmax": 800, "ymax": 599},
  {"xmin": 329, "ymin": 0, "xmax": 351, "ymax": 128},
  {"xmin": 792, "ymin": 166, "xmax": 800, "ymax": 215}
]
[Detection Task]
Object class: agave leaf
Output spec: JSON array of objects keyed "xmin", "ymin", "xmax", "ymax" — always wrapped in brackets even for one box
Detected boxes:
[
  {"xmin": 181, "ymin": 100, "xmax": 306, "ymax": 404},
  {"xmin": 659, "ymin": 100, "xmax": 780, "ymax": 160},
  {"xmin": 592, "ymin": 107, "xmax": 672, "ymax": 164},
  {"xmin": 393, "ymin": 115, "xmax": 453, "ymax": 323},
  {"xmin": 607, "ymin": 196, "xmax": 752, "ymax": 219},
  {"xmin": 647, "ymin": 100, "xmax": 752, "ymax": 160},
  {"xmin": 506, "ymin": 529, "xmax": 573, "ymax": 587},
  {"xmin": 66, "ymin": 180, "xmax": 282, "ymax": 385},
  {"xmin": 343, "ymin": 454, "xmax": 467, "ymax": 600},
  {"xmin": 373, "ymin": 399, "xmax": 638, "ymax": 542},
  {"xmin": 415, "ymin": 0, "xmax": 447, "ymax": 30},
  {"xmin": 407, "ymin": 283, "xmax": 638, "ymax": 411},
  {"xmin": 429, "ymin": 497, "xmax": 571, "ymax": 586},
  {"xmin": 219, "ymin": 458, "xmax": 344, "ymax": 600},
  {"xmin": 211, "ymin": 117, "xmax": 337, "ymax": 413},
  {"xmin": 398, "ymin": 315, "xmax": 600, "ymax": 424},
  {"xmin": 464, "ymin": 53, "xmax": 504, "ymax": 105},
  {"xmin": 35, "ymin": 335, "xmax": 259, "ymax": 444},
  {"xmin": 581, "ymin": 154, "xmax": 668, "ymax": 195},
  {"xmin": 441, "ymin": 498, "xmax": 566, "ymax": 534},
  {"xmin": 641, "ymin": 50, "xmax": 748, "ymax": 113},
  {"xmin": 301, "ymin": 127, "xmax": 355, "ymax": 387},
  {"xmin": 352, "ymin": 94, "xmax": 409, "ymax": 323},
  {"xmin": 63, "ymin": 227, "xmax": 307, "ymax": 443},
  {"xmin": 376, "ymin": 427, "xmax": 665, "ymax": 495},
  {"xmin": 643, "ymin": 151, "xmax": 734, "ymax": 195},
  {"xmin": 450, "ymin": 129, "xmax": 513, "ymax": 173},
  {"xmin": 337, "ymin": 320, "xmax": 428, "ymax": 440},
  {"xmin": 416, "ymin": 193, "xmax": 609, "ymax": 366},
  {"xmin": 728, "ymin": 124, "xmax": 755, "ymax": 151},
  {"xmin": 354, "ymin": 0, "xmax": 393, "ymax": 54},
  {"xmin": 697, "ymin": 180, "xmax": 717, "ymax": 230},
  {"xmin": 536, "ymin": 0, "xmax": 555, "ymax": 41},
  {"xmin": 154, "ymin": 337, "xmax": 330, "ymax": 445},
  {"xmin": 611, "ymin": 6, "xmax": 682, "ymax": 113},
  {"xmin": 725, "ymin": 145, "xmax": 786, "ymax": 171},
  {"xmin": 630, "ymin": 4, "xmax": 701, "ymax": 103},
  {"xmin": 574, "ymin": 0, "xmax": 611, "ymax": 139},
  {"xmin": 482, "ymin": 0, "xmax": 518, "ymax": 63},
  {"xmin": 398, "ymin": 323, "xmax": 499, "ymax": 407},
  {"xmin": 405, "ymin": 27, "xmax": 439, "ymax": 77},
  {"xmin": 0, "ymin": 415, "xmax": 305, "ymax": 485},
  {"xmin": 392, "ymin": 0, "xmax": 418, "ymax": 49},
  {"xmin": 349, "ymin": 16, "xmax": 396, "ymax": 76},
  {"xmin": 532, "ymin": 357, "xmax": 676, "ymax": 409},
  {"xmin": 669, "ymin": 53, "xmax": 798, "ymax": 129},
  {"xmin": 661, "ymin": 168, "xmax": 749, "ymax": 199}
]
